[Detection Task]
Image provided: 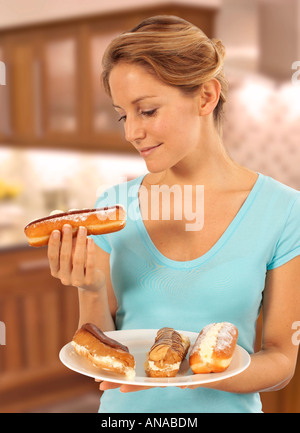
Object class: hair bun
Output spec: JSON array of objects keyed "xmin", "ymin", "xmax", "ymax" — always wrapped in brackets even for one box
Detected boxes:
[{"xmin": 211, "ymin": 38, "xmax": 226, "ymax": 60}]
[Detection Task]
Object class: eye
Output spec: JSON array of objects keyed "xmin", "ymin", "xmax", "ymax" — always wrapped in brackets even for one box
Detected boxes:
[
  {"xmin": 141, "ymin": 108, "xmax": 157, "ymax": 117},
  {"xmin": 118, "ymin": 115, "xmax": 126, "ymax": 122},
  {"xmin": 117, "ymin": 108, "xmax": 157, "ymax": 122}
]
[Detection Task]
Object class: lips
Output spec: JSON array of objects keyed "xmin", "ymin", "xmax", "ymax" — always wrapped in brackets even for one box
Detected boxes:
[{"xmin": 139, "ymin": 143, "xmax": 162, "ymax": 157}]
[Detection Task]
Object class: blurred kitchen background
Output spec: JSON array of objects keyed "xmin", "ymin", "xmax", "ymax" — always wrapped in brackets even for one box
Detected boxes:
[{"xmin": 0, "ymin": 0, "xmax": 299, "ymax": 413}]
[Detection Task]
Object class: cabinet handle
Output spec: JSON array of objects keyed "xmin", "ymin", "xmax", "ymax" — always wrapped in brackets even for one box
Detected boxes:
[{"xmin": 18, "ymin": 258, "xmax": 49, "ymax": 272}]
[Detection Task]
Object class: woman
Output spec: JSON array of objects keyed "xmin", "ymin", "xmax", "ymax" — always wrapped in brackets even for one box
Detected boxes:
[{"xmin": 48, "ymin": 16, "xmax": 300, "ymax": 413}]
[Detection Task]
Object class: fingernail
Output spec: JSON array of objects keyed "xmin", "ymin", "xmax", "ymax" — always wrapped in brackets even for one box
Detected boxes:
[
  {"xmin": 53, "ymin": 231, "xmax": 60, "ymax": 240},
  {"xmin": 79, "ymin": 226, "xmax": 86, "ymax": 236}
]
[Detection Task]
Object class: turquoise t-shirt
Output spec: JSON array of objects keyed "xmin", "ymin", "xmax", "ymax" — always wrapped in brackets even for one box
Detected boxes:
[{"xmin": 91, "ymin": 173, "xmax": 300, "ymax": 413}]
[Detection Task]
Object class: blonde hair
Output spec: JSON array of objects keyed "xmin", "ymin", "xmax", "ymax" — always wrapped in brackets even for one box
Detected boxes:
[{"xmin": 102, "ymin": 15, "xmax": 228, "ymax": 131}]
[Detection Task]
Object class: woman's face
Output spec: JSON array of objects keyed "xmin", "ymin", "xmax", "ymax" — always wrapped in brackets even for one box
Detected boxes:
[{"xmin": 109, "ymin": 62, "xmax": 202, "ymax": 174}]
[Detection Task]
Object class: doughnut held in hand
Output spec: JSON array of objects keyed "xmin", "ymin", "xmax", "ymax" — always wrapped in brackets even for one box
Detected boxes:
[
  {"xmin": 189, "ymin": 322, "xmax": 238, "ymax": 374},
  {"xmin": 24, "ymin": 205, "xmax": 126, "ymax": 247},
  {"xmin": 72, "ymin": 323, "xmax": 136, "ymax": 379}
]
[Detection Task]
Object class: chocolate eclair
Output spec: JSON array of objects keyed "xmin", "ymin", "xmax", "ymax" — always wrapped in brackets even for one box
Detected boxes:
[
  {"xmin": 72, "ymin": 323, "xmax": 135, "ymax": 378},
  {"xmin": 144, "ymin": 327, "xmax": 190, "ymax": 377}
]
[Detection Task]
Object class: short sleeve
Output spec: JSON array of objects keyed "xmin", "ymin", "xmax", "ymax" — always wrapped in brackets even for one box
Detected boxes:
[
  {"xmin": 267, "ymin": 194, "xmax": 300, "ymax": 270},
  {"xmin": 90, "ymin": 189, "xmax": 112, "ymax": 254}
]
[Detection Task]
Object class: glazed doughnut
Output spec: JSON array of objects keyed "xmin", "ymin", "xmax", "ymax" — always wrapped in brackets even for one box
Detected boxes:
[
  {"xmin": 72, "ymin": 323, "xmax": 135, "ymax": 379},
  {"xmin": 24, "ymin": 205, "xmax": 126, "ymax": 247},
  {"xmin": 189, "ymin": 322, "xmax": 238, "ymax": 374},
  {"xmin": 144, "ymin": 327, "xmax": 190, "ymax": 378}
]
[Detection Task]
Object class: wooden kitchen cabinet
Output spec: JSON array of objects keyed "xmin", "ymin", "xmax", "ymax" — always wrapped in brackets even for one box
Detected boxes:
[
  {"xmin": 0, "ymin": 246, "xmax": 96, "ymax": 413},
  {"xmin": 2, "ymin": 19, "xmax": 132, "ymax": 151},
  {"xmin": 5, "ymin": 32, "xmax": 43, "ymax": 144},
  {"xmin": 89, "ymin": 24, "xmax": 125, "ymax": 134},
  {"xmin": 5, "ymin": 27, "xmax": 86, "ymax": 148},
  {"xmin": 0, "ymin": 4, "xmax": 217, "ymax": 152},
  {"xmin": 42, "ymin": 28, "xmax": 80, "ymax": 138}
]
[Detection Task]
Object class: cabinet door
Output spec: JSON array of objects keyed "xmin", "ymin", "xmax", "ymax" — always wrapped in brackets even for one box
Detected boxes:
[
  {"xmin": 88, "ymin": 22, "xmax": 131, "ymax": 152},
  {"xmin": 42, "ymin": 29, "xmax": 80, "ymax": 139},
  {"xmin": 0, "ymin": 247, "xmax": 94, "ymax": 413},
  {"xmin": 90, "ymin": 31, "xmax": 121, "ymax": 133},
  {"xmin": 8, "ymin": 33, "xmax": 41, "ymax": 142}
]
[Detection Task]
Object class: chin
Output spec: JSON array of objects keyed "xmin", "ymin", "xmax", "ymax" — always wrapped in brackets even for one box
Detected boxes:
[
  {"xmin": 145, "ymin": 160, "xmax": 168, "ymax": 174},
  {"xmin": 142, "ymin": 152, "xmax": 171, "ymax": 173}
]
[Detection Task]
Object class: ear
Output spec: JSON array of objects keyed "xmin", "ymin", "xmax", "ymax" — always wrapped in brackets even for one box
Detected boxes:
[{"xmin": 197, "ymin": 79, "xmax": 221, "ymax": 116}]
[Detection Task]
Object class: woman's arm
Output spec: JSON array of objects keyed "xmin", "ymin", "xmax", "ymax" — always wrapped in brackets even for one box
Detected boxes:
[
  {"xmin": 189, "ymin": 255, "xmax": 300, "ymax": 393},
  {"xmin": 78, "ymin": 242, "xmax": 117, "ymax": 331},
  {"xmin": 47, "ymin": 224, "xmax": 116, "ymax": 332}
]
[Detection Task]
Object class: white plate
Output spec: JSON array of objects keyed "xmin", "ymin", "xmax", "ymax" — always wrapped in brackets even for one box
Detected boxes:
[{"xmin": 59, "ymin": 329, "xmax": 250, "ymax": 387}]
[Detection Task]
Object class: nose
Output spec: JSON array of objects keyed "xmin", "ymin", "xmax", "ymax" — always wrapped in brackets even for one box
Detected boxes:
[{"xmin": 124, "ymin": 116, "xmax": 146, "ymax": 144}]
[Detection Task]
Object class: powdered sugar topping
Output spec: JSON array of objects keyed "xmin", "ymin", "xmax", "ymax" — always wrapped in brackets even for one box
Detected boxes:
[
  {"xmin": 215, "ymin": 322, "xmax": 237, "ymax": 351},
  {"xmin": 191, "ymin": 322, "xmax": 237, "ymax": 356}
]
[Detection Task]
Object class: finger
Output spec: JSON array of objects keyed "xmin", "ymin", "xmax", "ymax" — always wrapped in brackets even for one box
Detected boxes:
[
  {"xmin": 71, "ymin": 226, "xmax": 87, "ymax": 286},
  {"xmin": 48, "ymin": 230, "xmax": 61, "ymax": 276},
  {"xmin": 85, "ymin": 237, "xmax": 96, "ymax": 285},
  {"xmin": 99, "ymin": 381, "xmax": 121, "ymax": 391},
  {"xmin": 119, "ymin": 385, "xmax": 153, "ymax": 393},
  {"xmin": 59, "ymin": 224, "xmax": 73, "ymax": 284}
]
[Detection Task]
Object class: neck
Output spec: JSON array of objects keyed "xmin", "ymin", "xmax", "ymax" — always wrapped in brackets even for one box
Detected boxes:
[{"xmin": 160, "ymin": 128, "xmax": 241, "ymax": 190}]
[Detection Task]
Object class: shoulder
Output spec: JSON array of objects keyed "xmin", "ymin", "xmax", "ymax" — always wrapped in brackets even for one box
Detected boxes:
[
  {"xmin": 263, "ymin": 176, "xmax": 300, "ymax": 270},
  {"xmin": 259, "ymin": 173, "xmax": 300, "ymax": 207},
  {"xmin": 252, "ymin": 174, "xmax": 300, "ymax": 239}
]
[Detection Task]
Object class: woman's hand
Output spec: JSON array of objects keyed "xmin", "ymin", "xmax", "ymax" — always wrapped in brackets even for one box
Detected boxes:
[
  {"xmin": 95, "ymin": 380, "xmax": 159, "ymax": 393},
  {"xmin": 47, "ymin": 224, "xmax": 106, "ymax": 291}
]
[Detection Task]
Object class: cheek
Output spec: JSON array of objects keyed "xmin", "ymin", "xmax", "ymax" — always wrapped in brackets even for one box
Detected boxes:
[
  {"xmin": 151, "ymin": 115, "xmax": 170, "ymax": 138},
  {"xmin": 153, "ymin": 111, "xmax": 192, "ymax": 141},
  {"xmin": 164, "ymin": 115, "xmax": 198, "ymax": 150}
]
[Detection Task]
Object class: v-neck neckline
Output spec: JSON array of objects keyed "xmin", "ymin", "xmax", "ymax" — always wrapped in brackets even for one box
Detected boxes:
[{"xmin": 133, "ymin": 172, "xmax": 265, "ymax": 269}]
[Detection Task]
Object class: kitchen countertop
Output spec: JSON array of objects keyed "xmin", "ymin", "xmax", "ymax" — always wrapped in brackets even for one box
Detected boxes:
[
  {"xmin": 0, "ymin": 237, "xmax": 29, "ymax": 252},
  {"xmin": 0, "ymin": 224, "xmax": 29, "ymax": 252},
  {"xmin": 0, "ymin": 241, "xmax": 29, "ymax": 252}
]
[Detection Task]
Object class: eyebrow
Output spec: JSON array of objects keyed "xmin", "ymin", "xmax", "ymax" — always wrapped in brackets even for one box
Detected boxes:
[{"xmin": 112, "ymin": 95, "xmax": 157, "ymax": 109}]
